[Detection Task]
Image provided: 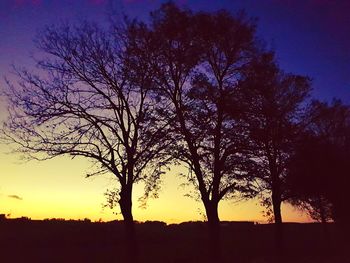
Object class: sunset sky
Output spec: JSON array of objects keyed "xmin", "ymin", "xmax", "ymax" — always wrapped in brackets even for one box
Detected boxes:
[{"xmin": 0, "ymin": 0, "xmax": 349, "ymax": 223}]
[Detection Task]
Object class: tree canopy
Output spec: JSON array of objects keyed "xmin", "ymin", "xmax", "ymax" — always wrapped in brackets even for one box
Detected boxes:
[
  {"xmin": 287, "ymin": 99, "xmax": 350, "ymax": 223},
  {"xmin": 2, "ymin": 21, "xmax": 174, "ymax": 228}
]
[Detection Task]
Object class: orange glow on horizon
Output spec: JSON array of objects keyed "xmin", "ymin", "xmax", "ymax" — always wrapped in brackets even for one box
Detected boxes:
[{"xmin": 0, "ymin": 146, "xmax": 312, "ymax": 224}]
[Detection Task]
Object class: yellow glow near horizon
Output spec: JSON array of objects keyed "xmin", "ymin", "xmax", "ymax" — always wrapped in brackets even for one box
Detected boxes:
[{"xmin": 0, "ymin": 145, "xmax": 311, "ymax": 223}]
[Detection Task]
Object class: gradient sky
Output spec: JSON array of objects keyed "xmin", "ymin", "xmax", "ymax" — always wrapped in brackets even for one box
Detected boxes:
[{"xmin": 0, "ymin": 0, "xmax": 349, "ymax": 223}]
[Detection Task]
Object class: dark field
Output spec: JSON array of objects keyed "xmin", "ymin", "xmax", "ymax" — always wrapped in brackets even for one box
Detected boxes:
[{"xmin": 0, "ymin": 218, "xmax": 349, "ymax": 263}]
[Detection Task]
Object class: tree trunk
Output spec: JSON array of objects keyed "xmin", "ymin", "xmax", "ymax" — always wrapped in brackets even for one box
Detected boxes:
[
  {"xmin": 272, "ymin": 190, "xmax": 284, "ymax": 262},
  {"xmin": 318, "ymin": 202, "xmax": 331, "ymax": 248},
  {"xmin": 272, "ymin": 192, "xmax": 282, "ymax": 224},
  {"xmin": 119, "ymin": 187, "xmax": 138, "ymax": 263},
  {"xmin": 120, "ymin": 193, "xmax": 134, "ymax": 224},
  {"xmin": 204, "ymin": 200, "xmax": 222, "ymax": 262}
]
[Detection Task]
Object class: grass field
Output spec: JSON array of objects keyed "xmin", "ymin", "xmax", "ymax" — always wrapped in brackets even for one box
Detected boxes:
[{"xmin": 0, "ymin": 218, "xmax": 348, "ymax": 262}]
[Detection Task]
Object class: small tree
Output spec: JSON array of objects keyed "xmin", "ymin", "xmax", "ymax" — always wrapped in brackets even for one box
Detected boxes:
[
  {"xmin": 286, "ymin": 135, "xmax": 333, "ymax": 223},
  {"xmin": 2, "ymin": 21, "xmax": 172, "ymax": 260},
  {"xmin": 287, "ymin": 99, "xmax": 350, "ymax": 224}
]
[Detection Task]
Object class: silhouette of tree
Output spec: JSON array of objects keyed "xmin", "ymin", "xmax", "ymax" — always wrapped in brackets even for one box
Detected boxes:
[
  {"xmin": 2, "ymin": 21, "xmax": 173, "ymax": 262},
  {"xmin": 287, "ymin": 99, "xmax": 350, "ymax": 224},
  {"xmin": 286, "ymin": 135, "xmax": 334, "ymax": 223},
  {"xmin": 236, "ymin": 53, "xmax": 311, "ymax": 224},
  {"xmin": 125, "ymin": 3, "xmax": 261, "ymax": 260}
]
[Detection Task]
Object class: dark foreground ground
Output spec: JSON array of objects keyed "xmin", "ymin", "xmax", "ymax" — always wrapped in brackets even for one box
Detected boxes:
[{"xmin": 0, "ymin": 218, "xmax": 349, "ymax": 263}]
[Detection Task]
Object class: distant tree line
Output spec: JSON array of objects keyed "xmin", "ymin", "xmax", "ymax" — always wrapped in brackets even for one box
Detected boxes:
[{"xmin": 2, "ymin": 2, "xmax": 349, "ymax": 262}]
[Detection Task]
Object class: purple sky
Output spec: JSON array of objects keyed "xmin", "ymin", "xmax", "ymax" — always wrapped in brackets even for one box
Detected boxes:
[{"xmin": 1, "ymin": 0, "xmax": 349, "ymax": 103}]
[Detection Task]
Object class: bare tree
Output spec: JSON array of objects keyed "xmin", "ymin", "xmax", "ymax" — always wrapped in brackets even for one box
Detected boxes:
[{"xmin": 2, "ymin": 21, "xmax": 172, "ymax": 261}]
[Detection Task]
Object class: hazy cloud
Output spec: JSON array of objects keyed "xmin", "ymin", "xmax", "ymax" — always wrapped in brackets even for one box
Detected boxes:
[{"xmin": 8, "ymin": 194, "xmax": 23, "ymax": 200}]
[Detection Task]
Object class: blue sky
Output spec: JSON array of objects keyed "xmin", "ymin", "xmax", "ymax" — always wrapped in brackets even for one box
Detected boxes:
[{"xmin": 1, "ymin": 0, "xmax": 349, "ymax": 103}]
